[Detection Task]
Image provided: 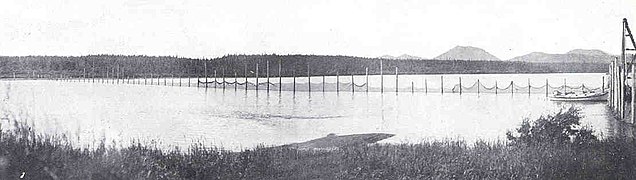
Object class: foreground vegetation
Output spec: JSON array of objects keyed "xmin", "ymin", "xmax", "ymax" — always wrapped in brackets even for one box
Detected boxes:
[{"xmin": 1, "ymin": 108, "xmax": 635, "ymax": 179}]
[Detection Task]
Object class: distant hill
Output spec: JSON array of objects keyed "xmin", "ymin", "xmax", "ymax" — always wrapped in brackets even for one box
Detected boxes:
[
  {"xmin": 508, "ymin": 49, "xmax": 615, "ymax": 63},
  {"xmin": 434, "ymin": 46, "xmax": 500, "ymax": 61},
  {"xmin": 378, "ymin": 54, "xmax": 422, "ymax": 60}
]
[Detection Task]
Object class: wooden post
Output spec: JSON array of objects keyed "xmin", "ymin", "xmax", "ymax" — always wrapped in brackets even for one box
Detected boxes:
[
  {"xmin": 351, "ymin": 73, "xmax": 354, "ymax": 93},
  {"xmin": 245, "ymin": 65, "xmax": 248, "ymax": 91},
  {"xmin": 214, "ymin": 70, "xmax": 217, "ymax": 88},
  {"xmin": 528, "ymin": 78, "xmax": 531, "ymax": 95},
  {"xmin": 365, "ymin": 67, "xmax": 369, "ymax": 93},
  {"xmin": 322, "ymin": 75, "xmax": 326, "ymax": 93},
  {"xmin": 609, "ymin": 63, "xmax": 613, "ymax": 107},
  {"xmin": 336, "ymin": 71, "xmax": 340, "ymax": 92},
  {"xmin": 459, "ymin": 77, "xmax": 462, "ymax": 94},
  {"xmin": 425, "ymin": 78, "xmax": 428, "ymax": 94},
  {"xmin": 564, "ymin": 78, "xmax": 567, "ymax": 94},
  {"xmin": 204, "ymin": 61, "xmax": 208, "ymax": 88},
  {"xmin": 267, "ymin": 61, "xmax": 270, "ymax": 93},
  {"xmin": 308, "ymin": 64, "xmax": 311, "ymax": 93},
  {"xmin": 179, "ymin": 74, "xmax": 182, "ymax": 87},
  {"xmin": 279, "ymin": 60, "xmax": 282, "ymax": 93},
  {"xmin": 477, "ymin": 79, "xmax": 480, "ymax": 94},
  {"xmin": 441, "ymin": 76, "xmax": 444, "ymax": 94},
  {"xmin": 620, "ymin": 62, "xmax": 624, "ymax": 118},
  {"xmin": 622, "ymin": 19, "xmax": 627, "ymax": 119},
  {"xmin": 545, "ymin": 79, "xmax": 549, "ymax": 97},
  {"xmin": 171, "ymin": 74, "xmax": 174, "ymax": 86},
  {"xmin": 395, "ymin": 67, "xmax": 398, "ymax": 94},
  {"xmin": 235, "ymin": 72, "xmax": 238, "ymax": 91},
  {"xmin": 411, "ymin": 81, "xmax": 414, "ymax": 93},
  {"xmin": 614, "ymin": 59, "xmax": 618, "ymax": 110},
  {"xmin": 380, "ymin": 59, "xmax": 383, "ymax": 93},
  {"xmin": 511, "ymin": 81, "xmax": 514, "ymax": 94},
  {"xmin": 495, "ymin": 81, "xmax": 498, "ymax": 94},
  {"xmin": 611, "ymin": 60, "xmax": 615, "ymax": 109},
  {"xmin": 602, "ymin": 76, "xmax": 605, "ymax": 93},
  {"xmin": 293, "ymin": 70, "xmax": 296, "ymax": 94},
  {"xmin": 256, "ymin": 63, "xmax": 259, "ymax": 91},
  {"xmin": 222, "ymin": 68, "xmax": 225, "ymax": 90}
]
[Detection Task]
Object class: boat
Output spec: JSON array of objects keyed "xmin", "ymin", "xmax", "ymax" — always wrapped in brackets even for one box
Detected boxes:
[{"xmin": 548, "ymin": 91, "xmax": 608, "ymax": 102}]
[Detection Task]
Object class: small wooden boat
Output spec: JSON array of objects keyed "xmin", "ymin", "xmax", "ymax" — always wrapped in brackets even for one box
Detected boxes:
[{"xmin": 549, "ymin": 91, "xmax": 608, "ymax": 102}]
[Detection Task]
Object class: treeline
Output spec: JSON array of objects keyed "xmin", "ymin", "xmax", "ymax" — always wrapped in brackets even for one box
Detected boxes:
[{"xmin": 0, "ymin": 54, "xmax": 608, "ymax": 78}]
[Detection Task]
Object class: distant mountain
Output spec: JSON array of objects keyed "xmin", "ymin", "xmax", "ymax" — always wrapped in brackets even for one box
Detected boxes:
[
  {"xmin": 378, "ymin": 55, "xmax": 396, "ymax": 59},
  {"xmin": 508, "ymin": 49, "xmax": 614, "ymax": 63},
  {"xmin": 434, "ymin": 46, "xmax": 500, "ymax": 61},
  {"xmin": 567, "ymin": 49, "xmax": 612, "ymax": 57},
  {"xmin": 378, "ymin": 54, "xmax": 423, "ymax": 60}
]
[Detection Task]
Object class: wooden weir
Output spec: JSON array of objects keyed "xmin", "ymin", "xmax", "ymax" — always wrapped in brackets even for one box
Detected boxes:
[{"xmin": 608, "ymin": 18, "xmax": 636, "ymax": 124}]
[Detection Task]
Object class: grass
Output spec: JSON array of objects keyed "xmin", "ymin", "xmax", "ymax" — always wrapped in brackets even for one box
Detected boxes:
[{"xmin": 1, "ymin": 110, "xmax": 636, "ymax": 179}]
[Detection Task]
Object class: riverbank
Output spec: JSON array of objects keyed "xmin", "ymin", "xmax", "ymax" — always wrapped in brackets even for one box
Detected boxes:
[{"xmin": 1, "ymin": 110, "xmax": 635, "ymax": 179}]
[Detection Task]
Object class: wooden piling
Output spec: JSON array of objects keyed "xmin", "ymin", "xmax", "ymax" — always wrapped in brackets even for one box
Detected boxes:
[
  {"xmin": 235, "ymin": 72, "xmax": 238, "ymax": 91},
  {"xmin": 278, "ymin": 60, "xmax": 282, "ymax": 93},
  {"xmin": 244, "ymin": 65, "xmax": 248, "ymax": 91},
  {"xmin": 411, "ymin": 81, "xmax": 414, "ymax": 93},
  {"xmin": 528, "ymin": 78, "xmax": 531, "ymax": 95},
  {"xmin": 365, "ymin": 67, "xmax": 369, "ymax": 93},
  {"xmin": 545, "ymin": 79, "xmax": 549, "ymax": 97},
  {"xmin": 308, "ymin": 64, "xmax": 311, "ymax": 93},
  {"xmin": 425, "ymin": 78, "xmax": 428, "ymax": 94},
  {"xmin": 267, "ymin": 61, "xmax": 270, "ymax": 92},
  {"xmin": 222, "ymin": 69, "xmax": 225, "ymax": 90},
  {"xmin": 477, "ymin": 79, "xmax": 480, "ymax": 94},
  {"xmin": 459, "ymin": 77, "xmax": 462, "ymax": 94},
  {"xmin": 380, "ymin": 59, "xmax": 383, "ymax": 93},
  {"xmin": 351, "ymin": 73, "xmax": 354, "ymax": 93},
  {"xmin": 293, "ymin": 70, "xmax": 296, "ymax": 94},
  {"xmin": 609, "ymin": 63, "xmax": 613, "ymax": 107},
  {"xmin": 395, "ymin": 67, "xmax": 398, "ymax": 94},
  {"xmin": 602, "ymin": 76, "xmax": 605, "ymax": 93},
  {"xmin": 441, "ymin": 76, "xmax": 444, "ymax": 94},
  {"xmin": 495, "ymin": 81, "xmax": 498, "ymax": 94},
  {"xmin": 256, "ymin": 64, "xmax": 259, "ymax": 91},
  {"xmin": 214, "ymin": 70, "xmax": 217, "ymax": 88},
  {"xmin": 204, "ymin": 62, "xmax": 208, "ymax": 88},
  {"xmin": 511, "ymin": 81, "xmax": 514, "ymax": 94},
  {"xmin": 336, "ymin": 71, "xmax": 340, "ymax": 92},
  {"xmin": 322, "ymin": 75, "xmax": 326, "ymax": 93}
]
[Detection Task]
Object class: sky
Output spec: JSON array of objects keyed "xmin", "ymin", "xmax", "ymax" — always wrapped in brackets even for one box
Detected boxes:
[{"xmin": 0, "ymin": 0, "xmax": 634, "ymax": 60}]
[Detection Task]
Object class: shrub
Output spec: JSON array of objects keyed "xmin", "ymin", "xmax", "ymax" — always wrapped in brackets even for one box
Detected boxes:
[{"xmin": 506, "ymin": 107, "xmax": 597, "ymax": 146}]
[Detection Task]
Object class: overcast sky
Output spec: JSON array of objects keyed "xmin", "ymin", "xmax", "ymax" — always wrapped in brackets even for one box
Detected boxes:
[{"xmin": 1, "ymin": 0, "xmax": 634, "ymax": 59}]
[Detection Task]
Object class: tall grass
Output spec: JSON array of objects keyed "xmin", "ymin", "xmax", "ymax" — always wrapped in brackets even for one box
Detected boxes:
[{"xmin": 1, "ymin": 110, "xmax": 635, "ymax": 179}]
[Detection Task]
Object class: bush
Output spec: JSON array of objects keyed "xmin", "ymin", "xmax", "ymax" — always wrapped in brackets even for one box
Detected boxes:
[{"xmin": 506, "ymin": 107, "xmax": 597, "ymax": 146}]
